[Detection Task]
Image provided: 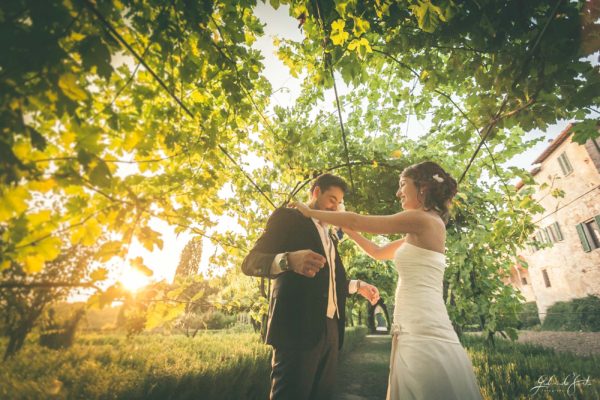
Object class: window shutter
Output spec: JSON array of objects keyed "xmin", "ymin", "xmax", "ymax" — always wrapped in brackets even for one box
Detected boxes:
[
  {"xmin": 543, "ymin": 228, "xmax": 551, "ymax": 243},
  {"xmin": 558, "ymin": 153, "xmax": 574, "ymax": 175},
  {"xmin": 576, "ymin": 223, "xmax": 591, "ymax": 252},
  {"xmin": 564, "ymin": 154, "xmax": 573, "ymax": 174},
  {"xmin": 553, "ymin": 222, "xmax": 563, "ymax": 241},
  {"xmin": 536, "ymin": 231, "xmax": 544, "ymax": 245},
  {"xmin": 595, "ymin": 215, "xmax": 600, "ymax": 231},
  {"xmin": 548, "ymin": 227, "xmax": 557, "ymax": 242},
  {"xmin": 558, "ymin": 155, "xmax": 567, "ymax": 175}
]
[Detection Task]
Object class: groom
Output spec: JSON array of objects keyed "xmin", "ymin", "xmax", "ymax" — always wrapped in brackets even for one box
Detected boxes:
[{"xmin": 242, "ymin": 173, "xmax": 380, "ymax": 400}]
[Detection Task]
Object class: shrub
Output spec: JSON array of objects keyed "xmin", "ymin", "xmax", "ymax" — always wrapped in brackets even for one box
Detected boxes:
[
  {"xmin": 517, "ymin": 302, "xmax": 541, "ymax": 329},
  {"xmin": 39, "ymin": 308, "xmax": 86, "ymax": 350},
  {"xmin": 203, "ymin": 311, "xmax": 236, "ymax": 330},
  {"xmin": 542, "ymin": 295, "xmax": 600, "ymax": 332}
]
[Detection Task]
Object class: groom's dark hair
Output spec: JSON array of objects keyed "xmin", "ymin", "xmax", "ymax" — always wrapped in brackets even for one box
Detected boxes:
[{"xmin": 310, "ymin": 173, "xmax": 349, "ymax": 194}]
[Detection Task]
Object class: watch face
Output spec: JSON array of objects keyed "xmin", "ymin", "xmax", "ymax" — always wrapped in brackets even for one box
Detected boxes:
[{"xmin": 279, "ymin": 255, "xmax": 288, "ymax": 271}]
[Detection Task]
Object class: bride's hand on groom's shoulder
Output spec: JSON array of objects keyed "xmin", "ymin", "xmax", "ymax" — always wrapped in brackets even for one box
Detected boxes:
[{"xmin": 289, "ymin": 201, "xmax": 312, "ymax": 217}]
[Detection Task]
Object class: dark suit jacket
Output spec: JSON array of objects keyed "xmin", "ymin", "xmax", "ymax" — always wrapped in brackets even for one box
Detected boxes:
[{"xmin": 241, "ymin": 207, "xmax": 350, "ymax": 350}]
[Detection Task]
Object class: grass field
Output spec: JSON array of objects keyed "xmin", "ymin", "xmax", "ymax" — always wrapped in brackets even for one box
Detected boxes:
[
  {"xmin": 1, "ymin": 328, "xmax": 599, "ymax": 399},
  {"xmin": 335, "ymin": 333, "xmax": 600, "ymax": 400},
  {"xmin": 462, "ymin": 334, "xmax": 600, "ymax": 399},
  {"xmin": 0, "ymin": 327, "xmax": 367, "ymax": 400}
]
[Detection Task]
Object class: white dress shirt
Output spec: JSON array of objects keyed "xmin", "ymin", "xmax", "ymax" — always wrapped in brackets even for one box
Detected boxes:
[{"xmin": 271, "ymin": 219, "xmax": 359, "ymax": 319}]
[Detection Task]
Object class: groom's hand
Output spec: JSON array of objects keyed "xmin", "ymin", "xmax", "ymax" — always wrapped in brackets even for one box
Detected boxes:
[
  {"xmin": 357, "ymin": 281, "xmax": 380, "ymax": 305},
  {"xmin": 287, "ymin": 250, "xmax": 326, "ymax": 278}
]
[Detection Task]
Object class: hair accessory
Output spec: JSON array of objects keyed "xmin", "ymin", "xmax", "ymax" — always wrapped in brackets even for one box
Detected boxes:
[{"xmin": 432, "ymin": 174, "xmax": 444, "ymax": 183}]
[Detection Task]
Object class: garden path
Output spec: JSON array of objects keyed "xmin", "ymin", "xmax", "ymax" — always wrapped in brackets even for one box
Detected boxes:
[
  {"xmin": 512, "ymin": 330, "xmax": 600, "ymax": 358},
  {"xmin": 334, "ymin": 335, "xmax": 391, "ymax": 400}
]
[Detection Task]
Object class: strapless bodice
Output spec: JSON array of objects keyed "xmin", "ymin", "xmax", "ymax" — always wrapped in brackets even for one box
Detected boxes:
[{"xmin": 392, "ymin": 242, "xmax": 459, "ymax": 343}]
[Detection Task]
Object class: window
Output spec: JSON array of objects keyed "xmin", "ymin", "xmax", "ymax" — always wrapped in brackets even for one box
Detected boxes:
[
  {"xmin": 542, "ymin": 269, "xmax": 551, "ymax": 288},
  {"xmin": 530, "ymin": 229, "xmax": 550, "ymax": 251},
  {"xmin": 527, "ymin": 236, "xmax": 539, "ymax": 252},
  {"xmin": 550, "ymin": 222, "xmax": 564, "ymax": 241},
  {"xmin": 542, "ymin": 228, "xmax": 552, "ymax": 243},
  {"xmin": 535, "ymin": 231, "xmax": 545, "ymax": 244},
  {"xmin": 530, "ymin": 223, "xmax": 564, "ymax": 252},
  {"xmin": 557, "ymin": 152, "xmax": 573, "ymax": 175},
  {"xmin": 521, "ymin": 277, "xmax": 528, "ymax": 285},
  {"xmin": 544, "ymin": 222, "xmax": 564, "ymax": 243},
  {"xmin": 576, "ymin": 215, "xmax": 600, "ymax": 252},
  {"xmin": 585, "ymin": 220, "xmax": 600, "ymax": 248}
]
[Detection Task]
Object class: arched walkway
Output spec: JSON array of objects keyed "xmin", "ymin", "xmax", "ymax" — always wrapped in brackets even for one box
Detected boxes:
[{"xmin": 367, "ymin": 299, "xmax": 391, "ymax": 334}]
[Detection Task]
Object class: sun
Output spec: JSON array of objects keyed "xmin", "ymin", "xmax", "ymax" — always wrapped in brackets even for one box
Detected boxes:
[{"xmin": 117, "ymin": 268, "xmax": 151, "ymax": 292}]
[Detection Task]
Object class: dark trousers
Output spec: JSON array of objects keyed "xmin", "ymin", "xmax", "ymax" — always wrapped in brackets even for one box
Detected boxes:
[{"xmin": 269, "ymin": 317, "xmax": 339, "ymax": 400}]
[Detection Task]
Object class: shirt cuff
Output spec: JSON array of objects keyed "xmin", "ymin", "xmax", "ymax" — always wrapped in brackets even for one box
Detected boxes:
[
  {"xmin": 348, "ymin": 279, "xmax": 360, "ymax": 294},
  {"xmin": 271, "ymin": 253, "xmax": 285, "ymax": 275}
]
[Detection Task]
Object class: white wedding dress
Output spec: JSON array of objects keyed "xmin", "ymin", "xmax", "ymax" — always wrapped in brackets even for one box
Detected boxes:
[{"xmin": 386, "ymin": 243, "xmax": 483, "ymax": 400}]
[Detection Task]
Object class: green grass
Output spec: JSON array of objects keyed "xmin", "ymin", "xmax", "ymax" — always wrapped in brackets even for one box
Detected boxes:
[
  {"xmin": 1, "ymin": 331, "xmax": 271, "ymax": 400},
  {"xmin": 462, "ymin": 334, "xmax": 600, "ymax": 399},
  {"xmin": 336, "ymin": 333, "xmax": 600, "ymax": 400},
  {"xmin": 0, "ymin": 327, "xmax": 367, "ymax": 400},
  {"xmin": 2, "ymin": 328, "xmax": 598, "ymax": 400}
]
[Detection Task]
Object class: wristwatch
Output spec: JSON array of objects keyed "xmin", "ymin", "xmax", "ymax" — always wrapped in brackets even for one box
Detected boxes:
[{"xmin": 278, "ymin": 252, "xmax": 290, "ymax": 272}]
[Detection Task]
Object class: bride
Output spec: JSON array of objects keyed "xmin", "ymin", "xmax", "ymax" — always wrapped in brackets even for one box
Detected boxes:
[{"xmin": 294, "ymin": 161, "xmax": 483, "ymax": 400}]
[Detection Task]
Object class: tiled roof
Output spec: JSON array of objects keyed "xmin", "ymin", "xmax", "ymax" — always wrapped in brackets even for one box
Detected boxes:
[
  {"xmin": 514, "ymin": 124, "xmax": 573, "ymax": 190},
  {"xmin": 532, "ymin": 123, "xmax": 573, "ymax": 164}
]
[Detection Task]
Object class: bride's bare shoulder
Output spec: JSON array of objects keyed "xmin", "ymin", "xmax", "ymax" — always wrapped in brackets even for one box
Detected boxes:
[{"xmin": 398, "ymin": 209, "xmax": 441, "ymax": 222}]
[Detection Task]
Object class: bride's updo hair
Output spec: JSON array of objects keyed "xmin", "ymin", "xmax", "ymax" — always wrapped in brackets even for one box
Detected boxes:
[{"xmin": 401, "ymin": 161, "xmax": 458, "ymax": 223}]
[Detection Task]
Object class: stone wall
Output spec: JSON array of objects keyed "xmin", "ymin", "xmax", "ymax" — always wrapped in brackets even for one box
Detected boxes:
[{"xmin": 515, "ymin": 136, "xmax": 600, "ymax": 320}]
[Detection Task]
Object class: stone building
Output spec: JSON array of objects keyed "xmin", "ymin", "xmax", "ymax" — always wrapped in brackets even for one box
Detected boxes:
[{"xmin": 508, "ymin": 124, "xmax": 600, "ymax": 320}]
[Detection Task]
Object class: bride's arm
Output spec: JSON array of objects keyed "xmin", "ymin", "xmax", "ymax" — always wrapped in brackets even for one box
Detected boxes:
[
  {"xmin": 345, "ymin": 229, "xmax": 405, "ymax": 261},
  {"xmin": 296, "ymin": 204, "xmax": 426, "ymax": 235}
]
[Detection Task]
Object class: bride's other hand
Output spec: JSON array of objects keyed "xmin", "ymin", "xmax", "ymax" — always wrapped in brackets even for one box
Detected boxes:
[{"xmin": 357, "ymin": 281, "xmax": 380, "ymax": 306}]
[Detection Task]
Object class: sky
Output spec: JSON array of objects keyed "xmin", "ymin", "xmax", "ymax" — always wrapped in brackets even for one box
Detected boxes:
[{"xmin": 93, "ymin": 3, "xmax": 584, "ymax": 296}]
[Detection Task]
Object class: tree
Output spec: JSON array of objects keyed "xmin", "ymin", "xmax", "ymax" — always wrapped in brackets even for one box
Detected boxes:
[
  {"xmin": 0, "ymin": 243, "xmax": 98, "ymax": 359},
  {"xmin": 274, "ymin": 0, "xmax": 599, "ymax": 143},
  {"xmin": 0, "ymin": 0, "xmax": 271, "ymax": 283},
  {"xmin": 168, "ymin": 275, "xmax": 221, "ymax": 337},
  {"xmin": 234, "ymin": 78, "xmax": 548, "ymax": 340},
  {"xmin": 2, "ymin": 0, "xmax": 598, "ymax": 344},
  {"xmin": 175, "ymin": 237, "xmax": 203, "ymax": 278},
  {"xmin": 226, "ymin": 0, "xmax": 598, "ymax": 341},
  {"xmin": 39, "ymin": 307, "xmax": 86, "ymax": 350}
]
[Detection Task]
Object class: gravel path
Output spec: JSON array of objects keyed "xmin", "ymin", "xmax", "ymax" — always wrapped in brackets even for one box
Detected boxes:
[
  {"xmin": 512, "ymin": 330, "xmax": 600, "ymax": 358},
  {"xmin": 469, "ymin": 330, "xmax": 600, "ymax": 358}
]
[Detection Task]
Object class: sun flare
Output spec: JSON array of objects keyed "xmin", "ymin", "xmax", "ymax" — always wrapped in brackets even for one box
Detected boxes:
[{"xmin": 117, "ymin": 268, "xmax": 151, "ymax": 292}]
